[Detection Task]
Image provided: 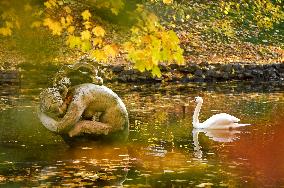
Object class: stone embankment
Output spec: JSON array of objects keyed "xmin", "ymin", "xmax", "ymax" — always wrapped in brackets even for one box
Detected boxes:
[
  {"xmin": 0, "ymin": 62, "xmax": 283, "ymax": 84},
  {"xmin": 105, "ymin": 62, "xmax": 284, "ymax": 83}
]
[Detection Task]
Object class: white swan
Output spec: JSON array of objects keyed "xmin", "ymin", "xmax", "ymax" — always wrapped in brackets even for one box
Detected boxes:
[{"xmin": 192, "ymin": 96, "xmax": 249, "ymax": 129}]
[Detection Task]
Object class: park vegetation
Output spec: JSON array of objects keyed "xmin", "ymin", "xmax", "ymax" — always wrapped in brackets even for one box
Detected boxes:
[{"xmin": 0, "ymin": 0, "xmax": 283, "ymax": 76}]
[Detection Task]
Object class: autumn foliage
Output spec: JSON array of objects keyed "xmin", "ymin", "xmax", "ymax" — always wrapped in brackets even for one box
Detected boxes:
[
  {"xmin": 0, "ymin": 0, "xmax": 283, "ymax": 74},
  {"xmin": 34, "ymin": 0, "xmax": 184, "ymax": 77}
]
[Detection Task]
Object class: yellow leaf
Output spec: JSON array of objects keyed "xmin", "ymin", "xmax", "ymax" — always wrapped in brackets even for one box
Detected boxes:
[
  {"xmin": 92, "ymin": 37, "xmax": 103, "ymax": 47},
  {"xmin": 43, "ymin": 18, "xmax": 52, "ymax": 26},
  {"xmin": 92, "ymin": 26, "xmax": 105, "ymax": 37},
  {"xmin": 31, "ymin": 21, "xmax": 42, "ymax": 28},
  {"xmin": 83, "ymin": 21, "xmax": 92, "ymax": 29},
  {"xmin": 130, "ymin": 27, "xmax": 139, "ymax": 35},
  {"xmin": 81, "ymin": 41, "xmax": 91, "ymax": 52},
  {"xmin": 142, "ymin": 35, "xmax": 151, "ymax": 44},
  {"xmin": 44, "ymin": 0, "xmax": 57, "ymax": 8},
  {"xmin": 134, "ymin": 61, "xmax": 146, "ymax": 72},
  {"xmin": 136, "ymin": 5, "xmax": 144, "ymax": 13},
  {"xmin": 145, "ymin": 59, "xmax": 153, "ymax": 71},
  {"xmin": 67, "ymin": 26, "xmax": 75, "ymax": 34},
  {"xmin": 173, "ymin": 48, "xmax": 184, "ymax": 65},
  {"xmin": 66, "ymin": 35, "xmax": 81, "ymax": 48},
  {"xmin": 51, "ymin": 23, "xmax": 62, "ymax": 35},
  {"xmin": 5, "ymin": 22, "xmax": 13, "ymax": 28},
  {"xmin": 110, "ymin": 8, "xmax": 119, "ymax": 15},
  {"xmin": 60, "ymin": 17, "xmax": 66, "ymax": 27},
  {"xmin": 49, "ymin": 0, "xmax": 57, "ymax": 7},
  {"xmin": 44, "ymin": 1, "xmax": 52, "ymax": 8},
  {"xmin": 66, "ymin": 15, "xmax": 73, "ymax": 25},
  {"xmin": 81, "ymin": 10, "xmax": 91, "ymax": 20},
  {"xmin": 64, "ymin": 6, "xmax": 72, "ymax": 13},
  {"xmin": 104, "ymin": 44, "xmax": 119, "ymax": 58},
  {"xmin": 123, "ymin": 42, "xmax": 134, "ymax": 52},
  {"xmin": 148, "ymin": 13, "xmax": 158, "ymax": 22},
  {"xmin": 0, "ymin": 27, "xmax": 12, "ymax": 36},
  {"xmin": 90, "ymin": 49, "xmax": 108, "ymax": 62},
  {"xmin": 61, "ymin": 16, "xmax": 71, "ymax": 28},
  {"xmin": 163, "ymin": 0, "xmax": 173, "ymax": 4},
  {"xmin": 151, "ymin": 65, "xmax": 162, "ymax": 77},
  {"xmin": 80, "ymin": 30, "xmax": 91, "ymax": 40},
  {"xmin": 43, "ymin": 18, "xmax": 62, "ymax": 35},
  {"xmin": 58, "ymin": 1, "xmax": 63, "ymax": 6}
]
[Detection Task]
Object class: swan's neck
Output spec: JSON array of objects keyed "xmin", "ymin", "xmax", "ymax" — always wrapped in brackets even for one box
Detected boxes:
[{"xmin": 193, "ymin": 102, "xmax": 204, "ymax": 128}]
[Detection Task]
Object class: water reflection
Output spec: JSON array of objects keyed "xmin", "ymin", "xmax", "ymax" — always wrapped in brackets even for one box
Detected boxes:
[
  {"xmin": 192, "ymin": 129, "xmax": 241, "ymax": 159},
  {"xmin": 227, "ymin": 115, "xmax": 284, "ymax": 187},
  {"xmin": 0, "ymin": 143, "xmax": 129, "ymax": 187}
]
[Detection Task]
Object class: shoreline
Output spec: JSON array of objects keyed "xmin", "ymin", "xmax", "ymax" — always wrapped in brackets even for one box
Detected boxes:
[
  {"xmin": 105, "ymin": 62, "xmax": 284, "ymax": 83},
  {"xmin": 0, "ymin": 62, "xmax": 283, "ymax": 84}
]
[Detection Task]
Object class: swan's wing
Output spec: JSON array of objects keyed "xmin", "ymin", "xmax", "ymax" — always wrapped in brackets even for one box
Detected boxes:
[
  {"xmin": 218, "ymin": 113, "xmax": 240, "ymax": 122},
  {"xmin": 202, "ymin": 113, "xmax": 242, "ymax": 129},
  {"xmin": 214, "ymin": 114, "xmax": 251, "ymax": 128},
  {"xmin": 200, "ymin": 112, "xmax": 250, "ymax": 129},
  {"xmin": 232, "ymin": 123, "xmax": 251, "ymax": 127},
  {"xmin": 215, "ymin": 114, "xmax": 251, "ymax": 128}
]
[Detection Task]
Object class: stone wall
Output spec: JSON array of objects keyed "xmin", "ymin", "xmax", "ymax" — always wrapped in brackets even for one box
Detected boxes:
[
  {"xmin": 1, "ymin": 63, "xmax": 283, "ymax": 84},
  {"xmin": 104, "ymin": 62, "xmax": 284, "ymax": 83}
]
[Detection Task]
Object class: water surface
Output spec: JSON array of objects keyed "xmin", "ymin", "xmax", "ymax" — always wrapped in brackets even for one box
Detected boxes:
[{"xmin": 0, "ymin": 66, "xmax": 284, "ymax": 187}]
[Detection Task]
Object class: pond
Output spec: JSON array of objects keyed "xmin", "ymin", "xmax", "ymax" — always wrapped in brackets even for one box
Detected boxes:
[{"xmin": 0, "ymin": 65, "xmax": 284, "ymax": 187}]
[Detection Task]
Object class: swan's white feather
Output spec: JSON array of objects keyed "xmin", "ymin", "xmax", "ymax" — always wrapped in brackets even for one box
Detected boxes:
[{"xmin": 201, "ymin": 113, "xmax": 240, "ymax": 129}]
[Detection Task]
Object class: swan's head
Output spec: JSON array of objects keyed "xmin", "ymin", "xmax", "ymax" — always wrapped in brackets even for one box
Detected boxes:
[{"xmin": 194, "ymin": 96, "xmax": 203, "ymax": 104}]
